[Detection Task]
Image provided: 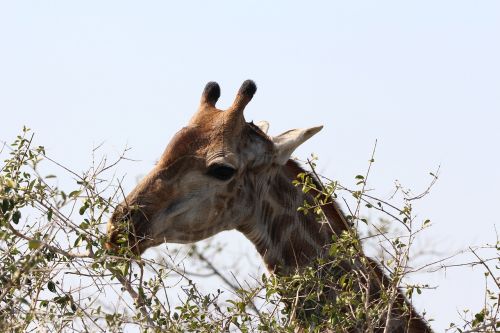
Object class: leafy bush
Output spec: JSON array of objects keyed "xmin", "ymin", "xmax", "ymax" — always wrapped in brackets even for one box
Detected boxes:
[{"xmin": 0, "ymin": 128, "xmax": 498, "ymax": 332}]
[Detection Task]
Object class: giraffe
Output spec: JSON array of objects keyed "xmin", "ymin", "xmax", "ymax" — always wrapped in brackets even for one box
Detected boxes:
[{"xmin": 107, "ymin": 80, "xmax": 433, "ymax": 332}]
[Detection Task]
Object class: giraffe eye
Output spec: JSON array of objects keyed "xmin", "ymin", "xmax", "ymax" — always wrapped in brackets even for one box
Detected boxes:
[{"xmin": 206, "ymin": 164, "xmax": 236, "ymax": 181}]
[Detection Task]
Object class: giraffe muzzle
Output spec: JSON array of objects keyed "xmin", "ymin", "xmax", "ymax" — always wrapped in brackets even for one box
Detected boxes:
[{"xmin": 106, "ymin": 205, "xmax": 150, "ymax": 254}]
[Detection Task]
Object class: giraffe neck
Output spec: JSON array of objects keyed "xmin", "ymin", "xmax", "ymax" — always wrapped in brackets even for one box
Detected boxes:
[
  {"xmin": 237, "ymin": 160, "xmax": 433, "ymax": 332},
  {"xmin": 238, "ymin": 160, "xmax": 348, "ymax": 275}
]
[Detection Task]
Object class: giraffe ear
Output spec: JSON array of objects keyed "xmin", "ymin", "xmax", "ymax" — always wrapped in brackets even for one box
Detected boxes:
[
  {"xmin": 255, "ymin": 121, "xmax": 269, "ymax": 134},
  {"xmin": 273, "ymin": 126, "xmax": 323, "ymax": 165}
]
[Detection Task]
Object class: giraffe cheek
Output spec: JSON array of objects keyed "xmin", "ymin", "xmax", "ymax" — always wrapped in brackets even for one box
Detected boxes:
[{"xmin": 226, "ymin": 179, "xmax": 236, "ymax": 192}]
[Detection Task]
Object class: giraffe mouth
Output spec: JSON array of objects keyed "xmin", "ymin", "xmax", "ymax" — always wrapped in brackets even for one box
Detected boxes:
[
  {"xmin": 106, "ymin": 197, "xmax": 196, "ymax": 253},
  {"xmin": 106, "ymin": 205, "xmax": 154, "ymax": 255},
  {"xmin": 106, "ymin": 221, "xmax": 152, "ymax": 255}
]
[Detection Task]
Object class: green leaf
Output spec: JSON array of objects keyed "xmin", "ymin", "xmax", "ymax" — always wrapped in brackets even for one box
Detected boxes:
[
  {"xmin": 12, "ymin": 210, "xmax": 21, "ymax": 224},
  {"xmin": 74, "ymin": 235, "xmax": 83, "ymax": 247},
  {"xmin": 28, "ymin": 239, "xmax": 42, "ymax": 249},
  {"xmin": 79, "ymin": 204, "xmax": 88, "ymax": 215},
  {"xmin": 48, "ymin": 280, "xmax": 56, "ymax": 293},
  {"xmin": 5, "ymin": 178, "xmax": 16, "ymax": 189},
  {"xmin": 79, "ymin": 221, "xmax": 89, "ymax": 229},
  {"xmin": 472, "ymin": 310, "xmax": 485, "ymax": 326},
  {"xmin": 69, "ymin": 190, "xmax": 82, "ymax": 199},
  {"xmin": 2, "ymin": 199, "xmax": 10, "ymax": 213}
]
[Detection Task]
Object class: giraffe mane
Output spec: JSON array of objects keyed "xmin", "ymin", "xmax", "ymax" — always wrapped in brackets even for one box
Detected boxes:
[{"xmin": 284, "ymin": 159, "xmax": 349, "ymax": 235}]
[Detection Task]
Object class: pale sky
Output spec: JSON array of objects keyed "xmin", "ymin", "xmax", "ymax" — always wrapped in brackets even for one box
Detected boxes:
[{"xmin": 1, "ymin": 1, "xmax": 499, "ymax": 331}]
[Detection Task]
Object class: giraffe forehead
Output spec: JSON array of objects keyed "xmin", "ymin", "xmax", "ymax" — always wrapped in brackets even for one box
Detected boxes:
[
  {"xmin": 157, "ymin": 126, "xmax": 207, "ymax": 167},
  {"xmin": 159, "ymin": 115, "xmax": 273, "ymax": 168}
]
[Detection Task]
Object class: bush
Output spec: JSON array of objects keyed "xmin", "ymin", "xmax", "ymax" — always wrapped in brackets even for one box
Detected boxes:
[{"xmin": 0, "ymin": 128, "xmax": 498, "ymax": 332}]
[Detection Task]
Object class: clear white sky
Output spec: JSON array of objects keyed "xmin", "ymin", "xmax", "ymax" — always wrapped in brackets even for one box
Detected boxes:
[{"xmin": 1, "ymin": 1, "xmax": 499, "ymax": 330}]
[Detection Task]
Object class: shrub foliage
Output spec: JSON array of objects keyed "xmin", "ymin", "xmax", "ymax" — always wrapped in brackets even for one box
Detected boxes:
[{"xmin": 0, "ymin": 128, "xmax": 498, "ymax": 332}]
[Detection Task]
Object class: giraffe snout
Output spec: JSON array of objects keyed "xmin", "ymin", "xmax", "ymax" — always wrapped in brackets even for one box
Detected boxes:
[
  {"xmin": 106, "ymin": 205, "xmax": 130, "ymax": 250},
  {"xmin": 106, "ymin": 204, "xmax": 148, "ymax": 254}
]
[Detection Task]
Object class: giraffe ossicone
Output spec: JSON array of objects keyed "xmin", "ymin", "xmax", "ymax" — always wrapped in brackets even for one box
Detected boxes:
[{"xmin": 107, "ymin": 80, "xmax": 433, "ymax": 333}]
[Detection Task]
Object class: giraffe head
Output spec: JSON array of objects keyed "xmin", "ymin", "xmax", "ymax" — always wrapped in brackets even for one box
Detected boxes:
[{"xmin": 107, "ymin": 80, "xmax": 322, "ymax": 254}]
